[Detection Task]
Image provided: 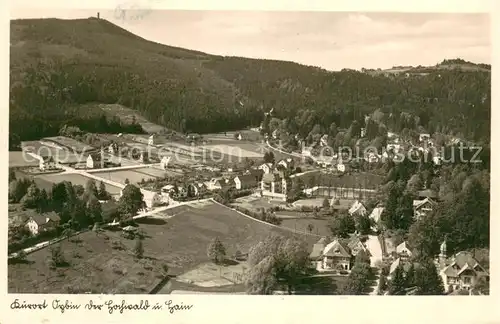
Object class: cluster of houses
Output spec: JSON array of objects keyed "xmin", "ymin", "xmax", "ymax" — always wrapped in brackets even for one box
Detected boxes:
[{"xmin": 386, "ymin": 240, "xmax": 489, "ymax": 294}]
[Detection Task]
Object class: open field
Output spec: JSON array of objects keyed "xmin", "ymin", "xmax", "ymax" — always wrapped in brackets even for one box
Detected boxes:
[
  {"xmin": 9, "ymin": 202, "xmax": 318, "ymax": 293},
  {"xmin": 8, "ymin": 230, "xmax": 165, "ymax": 294},
  {"xmin": 292, "ymin": 198, "xmax": 352, "ymax": 210},
  {"xmin": 232, "ymin": 196, "xmax": 289, "ymax": 212},
  {"xmin": 9, "ymin": 151, "xmax": 39, "ymax": 167},
  {"xmin": 99, "ymin": 104, "xmax": 167, "ymax": 133},
  {"xmin": 279, "ymin": 218, "xmax": 330, "ymax": 237},
  {"xmin": 92, "ymin": 169, "xmax": 159, "ymax": 185},
  {"xmin": 296, "ymin": 171, "xmax": 384, "ymax": 190},
  {"xmin": 201, "ymin": 143, "xmax": 264, "ymax": 159},
  {"xmin": 133, "ymin": 167, "xmax": 170, "ymax": 178},
  {"xmin": 37, "ymin": 173, "xmax": 123, "ymax": 195},
  {"xmin": 12, "ymin": 170, "xmax": 57, "ymax": 191},
  {"xmin": 43, "ymin": 136, "xmax": 95, "ymax": 153}
]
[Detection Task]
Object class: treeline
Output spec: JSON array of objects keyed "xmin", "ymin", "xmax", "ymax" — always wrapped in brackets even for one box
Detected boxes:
[{"xmin": 10, "ymin": 18, "xmax": 491, "ymax": 146}]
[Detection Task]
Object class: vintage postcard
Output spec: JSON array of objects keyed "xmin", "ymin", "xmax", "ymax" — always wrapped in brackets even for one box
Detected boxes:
[{"xmin": 2, "ymin": 0, "xmax": 498, "ymax": 323}]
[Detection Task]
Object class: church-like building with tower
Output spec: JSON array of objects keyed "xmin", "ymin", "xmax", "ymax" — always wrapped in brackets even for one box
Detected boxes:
[{"xmin": 436, "ymin": 240, "xmax": 489, "ymax": 293}]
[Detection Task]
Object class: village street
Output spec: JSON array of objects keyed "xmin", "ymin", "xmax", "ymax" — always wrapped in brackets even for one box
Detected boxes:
[{"xmin": 366, "ymin": 235, "xmax": 383, "ymax": 295}]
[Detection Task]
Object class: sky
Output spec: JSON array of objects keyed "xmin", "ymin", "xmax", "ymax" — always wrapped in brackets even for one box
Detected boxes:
[{"xmin": 9, "ymin": 9, "xmax": 491, "ymax": 71}]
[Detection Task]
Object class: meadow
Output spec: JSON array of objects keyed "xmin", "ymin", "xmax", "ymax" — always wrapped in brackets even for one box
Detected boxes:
[{"xmin": 8, "ymin": 202, "xmax": 318, "ymax": 294}]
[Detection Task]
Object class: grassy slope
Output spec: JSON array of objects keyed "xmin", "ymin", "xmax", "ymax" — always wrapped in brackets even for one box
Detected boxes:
[{"xmin": 8, "ymin": 202, "xmax": 318, "ymax": 293}]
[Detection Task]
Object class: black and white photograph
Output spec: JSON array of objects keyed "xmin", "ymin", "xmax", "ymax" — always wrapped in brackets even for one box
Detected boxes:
[{"xmin": 6, "ymin": 5, "xmax": 492, "ymax": 299}]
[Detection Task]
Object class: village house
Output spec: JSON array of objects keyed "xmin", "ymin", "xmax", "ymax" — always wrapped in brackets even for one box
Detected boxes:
[
  {"xmin": 413, "ymin": 197, "xmax": 437, "ymax": 220},
  {"xmin": 320, "ymin": 134, "xmax": 329, "ymax": 147},
  {"xmin": 234, "ymin": 174, "xmax": 259, "ymax": 190},
  {"xmin": 139, "ymin": 151, "xmax": 149, "ymax": 163},
  {"xmin": 148, "ymin": 135, "xmax": 154, "ymax": 146},
  {"xmin": 348, "ymin": 200, "xmax": 367, "ymax": 217},
  {"xmin": 360, "ymin": 128, "xmax": 366, "ymax": 138},
  {"xmin": 205, "ymin": 177, "xmax": 233, "ymax": 191},
  {"xmin": 86, "ymin": 151, "xmax": 105, "ymax": 169},
  {"xmin": 309, "ymin": 238, "xmax": 353, "ymax": 272},
  {"xmin": 108, "ymin": 142, "xmax": 119, "ymax": 155},
  {"xmin": 368, "ymin": 206, "xmax": 384, "ymax": 229},
  {"xmin": 272, "ymin": 129, "xmax": 279, "ymax": 139},
  {"xmin": 258, "ymin": 163, "xmax": 273, "ymax": 174},
  {"xmin": 395, "ymin": 241, "xmax": 414, "ymax": 260},
  {"xmin": 25, "ymin": 212, "xmax": 61, "ymax": 236},
  {"xmin": 388, "ymin": 258, "xmax": 419, "ymax": 280},
  {"xmin": 260, "ymin": 172, "xmax": 288, "ymax": 201},
  {"xmin": 419, "ymin": 133, "xmax": 431, "ymax": 142},
  {"xmin": 438, "ymin": 241, "xmax": 489, "ymax": 293},
  {"xmin": 364, "ymin": 151, "xmax": 381, "ymax": 163},
  {"xmin": 336, "ymin": 162, "xmax": 346, "ymax": 173},
  {"xmin": 39, "ymin": 156, "xmax": 56, "ymax": 171},
  {"xmin": 160, "ymin": 156, "xmax": 171, "ymax": 170},
  {"xmin": 161, "ymin": 184, "xmax": 175, "ymax": 196}
]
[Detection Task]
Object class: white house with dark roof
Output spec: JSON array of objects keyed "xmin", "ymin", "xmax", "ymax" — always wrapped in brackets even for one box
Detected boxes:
[
  {"xmin": 348, "ymin": 200, "xmax": 367, "ymax": 217},
  {"xmin": 396, "ymin": 241, "xmax": 413, "ymax": 260},
  {"xmin": 258, "ymin": 163, "xmax": 273, "ymax": 175},
  {"xmin": 160, "ymin": 156, "xmax": 171, "ymax": 170},
  {"xmin": 39, "ymin": 156, "xmax": 56, "ymax": 171},
  {"xmin": 368, "ymin": 206, "xmax": 384, "ymax": 229},
  {"xmin": 419, "ymin": 133, "xmax": 431, "ymax": 142},
  {"xmin": 86, "ymin": 152, "xmax": 102, "ymax": 169},
  {"xmin": 320, "ymin": 134, "xmax": 329, "ymax": 147},
  {"xmin": 25, "ymin": 212, "xmax": 61, "ymax": 236},
  {"xmin": 413, "ymin": 197, "xmax": 436, "ymax": 220},
  {"xmin": 309, "ymin": 238, "xmax": 353, "ymax": 272},
  {"xmin": 438, "ymin": 241, "xmax": 489, "ymax": 293}
]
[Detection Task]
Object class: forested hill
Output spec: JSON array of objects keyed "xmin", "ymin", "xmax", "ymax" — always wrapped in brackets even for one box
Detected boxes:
[{"xmin": 10, "ymin": 17, "xmax": 491, "ymax": 144}]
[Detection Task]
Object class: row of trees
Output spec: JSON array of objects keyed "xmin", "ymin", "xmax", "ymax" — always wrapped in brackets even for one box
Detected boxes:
[{"xmin": 388, "ymin": 259, "xmax": 445, "ymax": 295}]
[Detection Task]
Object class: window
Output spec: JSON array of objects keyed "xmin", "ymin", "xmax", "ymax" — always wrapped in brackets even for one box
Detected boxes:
[{"xmin": 463, "ymin": 277, "xmax": 471, "ymax": 284}]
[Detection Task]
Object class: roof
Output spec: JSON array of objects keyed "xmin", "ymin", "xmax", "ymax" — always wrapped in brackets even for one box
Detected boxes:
[
  {"xmin": 343, "ymin": 236, "xmax": 368, "ymax": 255},
  {"xmin": 389, "ymin": 258, "xmax": 419, "ymax": 274},
  {"xmin": 87, "ymin": 152, "xmax": 102, "ymax": 161},
  {"xmin": 348, "ymin": 200, "xmax": 366, "ymax": 215},
  {"xmin": 396, "ymin": 241, "xmax": 413, "ymax": 255},
  {"xmin": 446, "ymin": 250, "xmax": 490, "ymax": 277},
  {"xmin": 246, "ymin": 169, "xmax": 264, "ymax": 177},
  {"xmin": 28, "ymin": 212, "xmax": 60, "ymax": 226},
  {"xmin": 323, "ymin": 240, "xmax": 351, "ymax": 258},
  {"xmin": 235, "ymin": 174, "xmax": 258, "ymax": 184},
  {"xmin": 413, "ymin": 197, "xmax": 436, "ymax": 209},
  {"xmin": 369, "ymin": 207, "xmax": 384, "ymax": 223},
  {"xmin": 122, "ymin": 225, "xmax": 136, "ymax": 232},
  {"xmin": 309, "ymin": 238, "xmax": 327, "ymax": 259}
]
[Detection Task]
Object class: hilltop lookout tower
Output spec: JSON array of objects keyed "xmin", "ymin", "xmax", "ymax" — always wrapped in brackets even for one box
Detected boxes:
[{"xmin": 97, "ymin": 12, "xmax": 100, "ymax": 19}]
